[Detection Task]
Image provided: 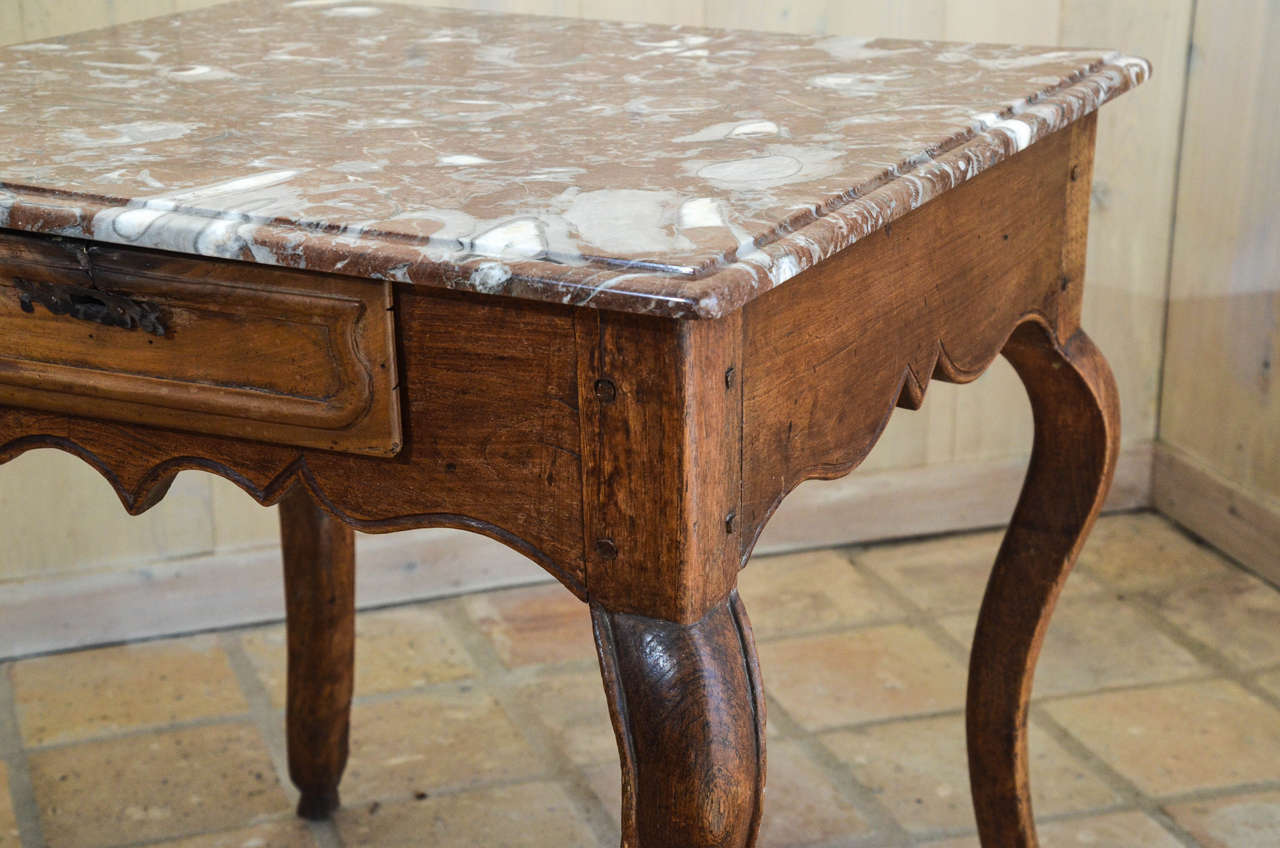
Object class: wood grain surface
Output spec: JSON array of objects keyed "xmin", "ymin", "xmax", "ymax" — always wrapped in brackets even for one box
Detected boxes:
[
  {"xmin": 576, "ymin": 310, "xmax": 742, "ymax": 623},
  {"xmin": 279, "ymin": 483, "xmax": 356, "ymax": 820},
  {"xmin": 737, "ymin": 119, "xmax": 1096, "ymax": 560},
  {"xmin": 966, "ymin": 322, "xmax": 1120, "ymax": 847},
  {"xmin": 0, "ymin": 0, "xmax": 1202, "ymax": 596},
  {"xmin": 0, "ymin": 280, "xmax": 587, "ymax": 592},
  {"xmin": 592, "ymin": 592, "xmax": 766, "ymax": 848},
  {"xmin": 0, "ymin": 232, "xmax": 401, "ymax": 456},
  {"xmin": 0, "ymin": 100, "xmax": 1132, "ymax": 848},
  {"xmin": 1159, "ymin": 0, "xmax": 1280, "ymax": 547}
]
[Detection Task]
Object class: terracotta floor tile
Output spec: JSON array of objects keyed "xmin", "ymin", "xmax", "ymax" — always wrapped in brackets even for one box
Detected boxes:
[
  {"xmin": 353, "ymin": 606, "xmax": 478, "ymax": 692},
  {"xmin": 759, "ymin": 626, "xmax": 966, "ymax": 730},
  {"xmin": 241, "ymin": 604, "xmax": 477, "ymax": 707},
  {"xmin": 146, "ymin": 819, "xmax": 319, "ymax": 848},
  {"xmin": 1045, "ymin": 680, "xmax": 1280, "ymax": 797},
  {"xmin": 11, "ymin": 635, "xmax": 247, "ymax": 747},
  {"xmin": 580, "ymin": 739, "xmax": 871, "ymax": 847},
  {"xmin": 917, "ymin": 836, "xmax": 980, "ymax": 848},
  {"xmin": 342, "ymin": 687, "xmax": 544, "ymax": 803},
  {"xmin": 580, "ymin": 761, "xmax": 621, "ymax": 828},
  {"xmin": 464, "ymin": 584, "xmax": 596, "ymax": 669},
  {"xmin": 1166, "ymin": 790, "xmax": 1280, "ymax": 847},
  {"xmin": 231, "ymin": 628, "xmax": 289, "ymax": 705},
  {"xmin": 919, "ymin": 811, "xmax": 1184, "ymax": 848},
  {"xmin": 0, "ymin": 762, "xmax": 16, "ymax": 847},
  {"xmin": 857, "ymin": 528, "xmax": 1106, "ymax": 619},
  {"xmin": 738, "ymin": 549, "xmax": 905, "ymax": 639},
  {"xmin": 941, "ymin": 595, "xmax": 1207, "ymax": 698},
  {"xmin": 28, "ymin": 722, "xmax": 287, "ymax": 848},
  {"xmin": 1039, "ymin": 811, "xmax": 1184, "ymax": 847},
  {"xmin": 334, "ymin": 781, "xmax": 598, "ymax": 847},
  {"xmin": 857, "ymin": 529, "xmax": 1001, "ymax": 615},
  {"xmin": 821, "ymin": 714, "xmax": 1117, "ymax": 833},
  {"xmin": 757, "ymin": 739, "xmax": 872, "ymax": 846},
  {"xmin": 10, "ymin": 518, "xmax": 1266, "ymax": 848},
  {"xmin": 515, "ymin": 670, "xmax": 616, "ymax": 766},
  {"xmin": 1151, "ymin": 569, "xmax": 1280, "ymax": 671},
  {"xmin": 1076, "ymin": 512, "xmax": 1236, "ymax": 592},
  {"xmin": 1256, "ymin": 669, "xmax": 1280, "ymax": 700}
]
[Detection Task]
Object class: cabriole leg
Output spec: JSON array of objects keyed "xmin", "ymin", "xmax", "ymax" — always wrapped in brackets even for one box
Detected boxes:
[
  {"xmin": 592, "ymin": 591, "xmax": 767, "ymax": 848},
  {"xmin": 967, "ymin": 323, "xmax": 1120, "ymax": 846},
  {"xmin": 279, "ymin": 484, "xmax": 356, "ymax": 820}
]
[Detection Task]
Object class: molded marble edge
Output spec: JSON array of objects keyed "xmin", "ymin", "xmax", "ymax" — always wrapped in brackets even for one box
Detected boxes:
[{"xmin": 0, "ymin": 54, "xmax": 1148, "ymax": 319}]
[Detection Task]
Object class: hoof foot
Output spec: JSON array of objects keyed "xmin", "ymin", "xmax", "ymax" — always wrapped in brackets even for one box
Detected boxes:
[{"xmin": 296, "ymin": 790, "xmax": 339, "ymax": 820}]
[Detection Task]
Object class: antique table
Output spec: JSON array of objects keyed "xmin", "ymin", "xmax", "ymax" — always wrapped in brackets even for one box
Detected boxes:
[{"xmin": 0, "ymin": 3, "xmax": 1147, "ymax": 845}]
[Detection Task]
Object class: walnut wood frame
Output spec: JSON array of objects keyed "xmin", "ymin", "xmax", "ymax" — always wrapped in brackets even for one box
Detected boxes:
[{"xmin": 0, "ymin": 116, "xmax": 1115, "ymax": 847}]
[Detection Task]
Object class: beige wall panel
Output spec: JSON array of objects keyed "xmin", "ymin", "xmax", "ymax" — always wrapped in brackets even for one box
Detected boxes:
[
  {"xmin": 940, "ymin": 0, "xmax": 1193, "ymax": 470},
  {"xmin": 0, "ymin": 451, "xmax": 214, "ymax": 581},
  {"xmin": 812, "ymin": 1, "xmax": 947, "ymax": 40},
  {"xmin": 858, "ymin": 1, "xmax": 1184, "ymax": 471},
  {"xmin": 582, "ymin": 0, "xmax": 703, "ymax": 26},
  {"xmin": 433, "ymin": 0, "xmax": 582, "ymax": 16},
  {"xmin": 170, "ymin": 0, "xmax": 235, "ymax": 12},
  {"xmin": 205, "ymin": 475, "xmax": 488, "ymax": 591},
  {"xmin": 17, "ymin": 0, "xmax": 176, "ymax": 40},
  {"xmin": 949, "ymin": 359, "xmax": 1034, "ymax": 462},
  {"xmin": 1161, "ymin": 0, "xmax": 1279, "ymax": 500},
  {"xmin": 1065, "ymin": 0, "xmax": 1193, "ymax": 452},
  {"xmin": 17, "ymin": 0, "xmax": 114, "ymax": 40},
  {"xmin": 0, "ymin": 4, "xmax": 26, "ymax": 44},
  {"xmin": 943, "ymin": 0, "xmax": 1058, "ymax": 44},
  {"xmin": 860, "ymin": 382, "xmax": 957, "ymax": 472},
  {"xmin": 902, "ymin": 0, "xmax": 1191, "ymax": 468},
  {"xmin": 0, "ymin": 0, "xmax": 1195, "ymax": 600},
  {"xmin": 704, "ymin": 0, "xmax": 945, "ymax": 38},
  {"xmin": 208, "ymin": 475, "xmax": 278, "ymax": 553},
  {"xmin": 702, "ymin": 0, "xmax": 825, "ymax": 35}
]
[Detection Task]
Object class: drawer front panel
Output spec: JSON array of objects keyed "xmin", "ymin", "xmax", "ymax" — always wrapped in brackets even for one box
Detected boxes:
[{"xmin": 0, "ymin": 232, "xmax": 401, "ymax": 456}]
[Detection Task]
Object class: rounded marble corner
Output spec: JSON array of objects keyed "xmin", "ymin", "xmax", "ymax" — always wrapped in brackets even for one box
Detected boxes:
[{"xmin": 0, "ymin": 4, "xmax": 1150, "ymax": 321}]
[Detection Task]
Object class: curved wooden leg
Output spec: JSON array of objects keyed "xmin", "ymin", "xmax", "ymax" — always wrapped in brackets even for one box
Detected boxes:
[
  {"xmin": 592, "ymin": 591, "xmax": 766, "ymax": 848},
  {"xmin": 279, "ymin": 484, "xmax": 356, "ymax": 821},
  {"xmin": 967, "ymin": 324, "xmax": 1120, "ymax": 846}
]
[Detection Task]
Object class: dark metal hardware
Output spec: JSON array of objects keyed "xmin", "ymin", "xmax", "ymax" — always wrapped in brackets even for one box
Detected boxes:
[{"xmin": 14, "ymin": 277, "xmax": 167, "ymax": 337}]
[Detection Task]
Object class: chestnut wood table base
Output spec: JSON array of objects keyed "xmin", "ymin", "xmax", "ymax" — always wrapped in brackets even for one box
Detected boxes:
[
  {"xmin": 967, "ymin": 325, "xmax": 1119, "ymax": 846},
  {"xmin": 1, "ymin": 115, "xmax": 1122, "ymax": 848},
  {"xmin": 279, "ymin": 485, "xmax": 356, "ymax": 821},
  {"xmin": 593, "ymin": 592, "xmax": 767, "ymax": 847},
  {"xmin": 267, "ymin": 319, "xmax": 1116, "ymax": 848}
]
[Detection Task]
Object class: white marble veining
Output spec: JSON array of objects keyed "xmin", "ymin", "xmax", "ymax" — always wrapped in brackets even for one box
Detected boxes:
[{"xmin": 0, "ymin": 1, "xmax": 1149, "ymax": 317}]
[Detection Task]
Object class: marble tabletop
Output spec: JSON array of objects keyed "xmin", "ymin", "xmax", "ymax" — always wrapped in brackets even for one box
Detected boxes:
[{"xmin": 0, "ymin": 1, "xmax": 1148, "ymax": 318}]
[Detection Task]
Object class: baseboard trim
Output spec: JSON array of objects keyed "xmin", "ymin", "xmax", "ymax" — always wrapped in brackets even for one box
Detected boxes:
[
  {"xmin": 1152, "ymin": 444, "xmax": 1280, "ymax": 585},
  {"xmin": 0, "ymin": 528, "xmax": 544, "ymax": 660},
  {"xmin": 756, "ymin": 442, "xmax": 1153, "ymax": 554},
  {"xmin": 1, "ymin": 443, "xmax": 1154, "ymax": 658}
]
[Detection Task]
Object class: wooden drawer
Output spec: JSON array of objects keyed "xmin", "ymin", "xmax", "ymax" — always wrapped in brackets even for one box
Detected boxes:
[{"xmin": 0, "ymin": 231, "xmax": 401, "ymax": 456}]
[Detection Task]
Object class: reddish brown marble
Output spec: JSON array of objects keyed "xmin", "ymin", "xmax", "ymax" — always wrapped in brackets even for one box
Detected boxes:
[{"xmin": 0, "ymin": 1, "xmax": 1148, "ymax": 317}]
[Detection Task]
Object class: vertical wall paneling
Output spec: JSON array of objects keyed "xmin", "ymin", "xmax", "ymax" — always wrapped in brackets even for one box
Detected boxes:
[
  {"xmin": 1062, "ymin": 0, "xmax": 1194, "ymax": 457},
  {"xmin": 943, "ymin": 0, "xmax": 1059, "ymax": 44},
  {"xmin": 1156, "ymin": 0, "xmax": 1279, "ymax": 578},
  {"xmin": 0, "ymin": 451, "xmax": 215, "ymax": 581},
  {"xmin": 17, "ymin": 0, "xmax": 178, "ymax": 40},
  {"xmin": 208, "ymin": 476, "xmax": 278, "ymax": 554},
  {"xmin": 5, "ymin": 0, "xmax": 1259, "ymax": 616},
  {"xmin": 584, "ymin": 0, "xmax": 703, "ymax": 26},
  {"xmin": 702, "ymin": 1, "xmax": 946, "ymax": 39},
  {"xmin": 0, "ymin": 4, "xmax": 26, "ymax": 44}
]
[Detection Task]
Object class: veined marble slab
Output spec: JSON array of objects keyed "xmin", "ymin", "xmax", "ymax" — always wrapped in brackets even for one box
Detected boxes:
[{"xmin": 0, "ymin": 1, "xmax": 1148, "ymax": 317}]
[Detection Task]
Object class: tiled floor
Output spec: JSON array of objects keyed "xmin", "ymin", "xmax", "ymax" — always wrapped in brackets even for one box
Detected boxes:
[{"xmin": 2, "ymin": 511, "xmax": 1279, "ymax": 847}]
